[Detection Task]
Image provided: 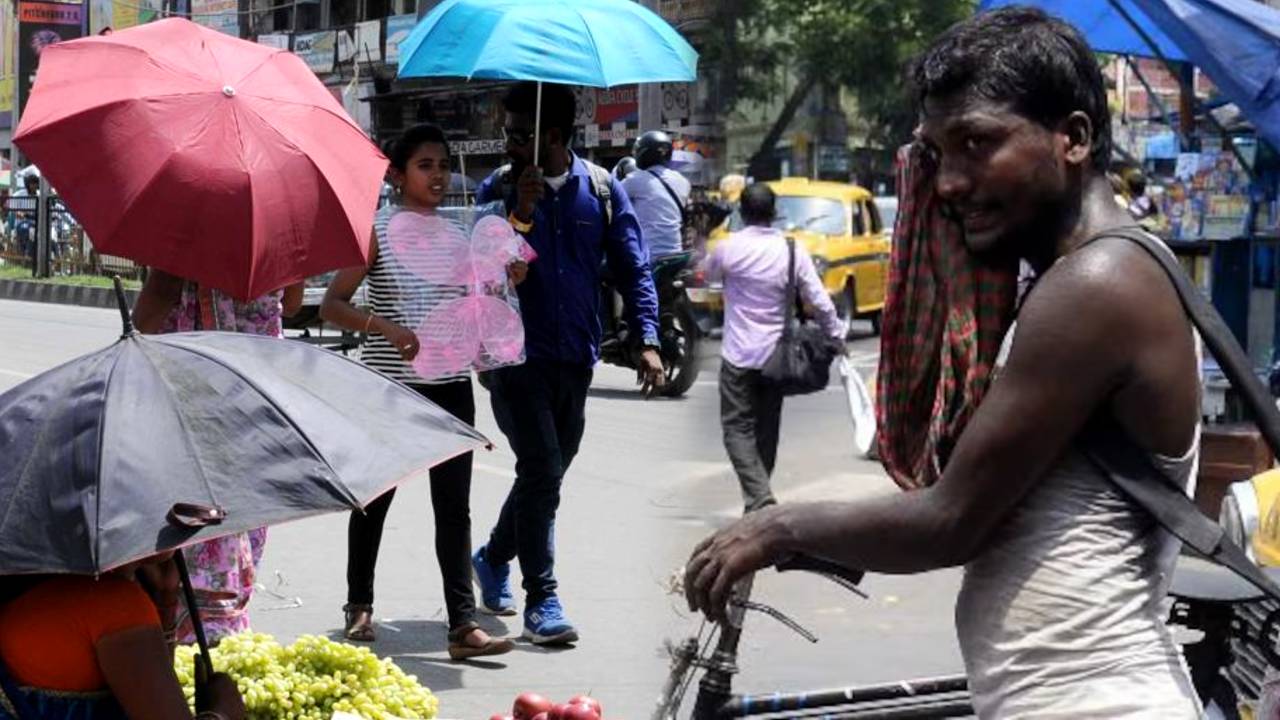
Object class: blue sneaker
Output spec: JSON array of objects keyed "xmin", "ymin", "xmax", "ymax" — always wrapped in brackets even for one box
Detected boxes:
[
  {"xmin": 523, "ymin": 595, "xmax": 579, "ymax": 645},
  {"xmin": 472, "ymin": 546, "xmax": 516, "ymax": 616}
]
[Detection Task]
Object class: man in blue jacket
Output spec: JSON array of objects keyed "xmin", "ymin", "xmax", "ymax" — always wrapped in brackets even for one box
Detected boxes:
[{"xmin": 472, "ymin": 82, "xmax": 664, "ymax": 645}]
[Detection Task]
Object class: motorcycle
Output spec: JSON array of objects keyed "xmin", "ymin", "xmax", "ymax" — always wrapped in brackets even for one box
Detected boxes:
[{"xmin": 600, "ymin": 251, "xmax": 701, "ymax": 398}]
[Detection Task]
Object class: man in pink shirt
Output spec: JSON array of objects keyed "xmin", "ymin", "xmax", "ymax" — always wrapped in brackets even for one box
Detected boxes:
[{"xmin": 705, "ymin": 183, "xmax": 844, "ymax": 512}]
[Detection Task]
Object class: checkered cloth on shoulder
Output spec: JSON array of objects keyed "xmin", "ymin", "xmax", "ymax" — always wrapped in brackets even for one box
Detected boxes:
[{"xmin": 875, "ymin": 143, "xmax": 1019, "ymax": 489}]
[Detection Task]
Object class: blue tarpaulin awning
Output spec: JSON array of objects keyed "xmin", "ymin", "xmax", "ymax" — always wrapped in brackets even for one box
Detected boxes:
[
  {"xmin": 979, "ymin": 0, "xmax": 1280, "ymax": 151},
  {"xmin": 978, "ymin": 0, "xmax": 1187, "ymax": 60}
]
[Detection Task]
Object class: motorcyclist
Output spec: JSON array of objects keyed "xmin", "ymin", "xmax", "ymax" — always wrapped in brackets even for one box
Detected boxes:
[
  {"xmin": 621, "ymin": 131, "xmax": 691, "ymax": 264},
  {"xmin": 613, "ymin": 156, "xmax": 638, "ymax": 183}
]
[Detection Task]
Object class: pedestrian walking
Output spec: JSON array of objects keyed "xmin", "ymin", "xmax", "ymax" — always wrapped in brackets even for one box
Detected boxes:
[
  {"xmin": 471, "ymin": 82, "xmax": 664, "ymax": 646},
  {"xmin": 131, "ymin": 272, "xmax": 303, "ymax": 645},
  {"xmin": 704, "ymin": 183, "xmax": 842, "ymax": 513},
  {"xmin": 685, "ymin": 8, "xmax": 1203, "ymax": 718},
  {"xmin": 622, "ymin": 131, "xmax": 691, "ymax": 262},
  {"xmin": 320, "ymin": 123, "xmax": 519, "ymax": 660}
]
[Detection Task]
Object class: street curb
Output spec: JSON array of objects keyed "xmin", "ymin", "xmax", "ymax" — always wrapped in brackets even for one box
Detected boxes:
[{"xmin": 0, "ymin": 278, "xmax": 139, "ymax": 310}]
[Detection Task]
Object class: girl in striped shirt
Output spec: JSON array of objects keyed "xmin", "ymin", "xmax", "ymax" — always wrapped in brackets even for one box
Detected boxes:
[{"xmin": 321, "ymin": 123, "xmax": 526, "ymax": 660}]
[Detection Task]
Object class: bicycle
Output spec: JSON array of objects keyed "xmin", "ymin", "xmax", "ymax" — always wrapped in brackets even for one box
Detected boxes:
[{"xmin": 654, "ymin": 555, "xmax": 973, "ymax": 719}]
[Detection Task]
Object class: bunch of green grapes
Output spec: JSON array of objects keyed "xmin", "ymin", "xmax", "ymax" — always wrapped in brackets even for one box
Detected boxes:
[{"xmin": 174, "ymin": 632, "xmax": 439, "ymax": 720}]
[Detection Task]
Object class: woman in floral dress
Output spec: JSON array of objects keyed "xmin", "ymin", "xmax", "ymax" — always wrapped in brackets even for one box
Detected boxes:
[{"xmin": 133, "ymin": 270, "xmax": 303, "ymax": 643}]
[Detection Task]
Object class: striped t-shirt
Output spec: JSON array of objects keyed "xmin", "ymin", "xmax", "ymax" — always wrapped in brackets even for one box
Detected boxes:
[{"xmin": 360, "ymin": 202, "xmax": 502, "ymax": 386}]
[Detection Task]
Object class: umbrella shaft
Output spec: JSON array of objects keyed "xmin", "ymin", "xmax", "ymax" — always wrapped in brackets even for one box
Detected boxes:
[{"xmin": 175, "ymin": 549, "xmax": 214, "ymax": 704}]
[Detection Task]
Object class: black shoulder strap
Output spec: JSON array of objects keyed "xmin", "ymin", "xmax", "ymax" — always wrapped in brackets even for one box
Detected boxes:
[
  {"xmin": 1079, "ymin": 226, "xmax": 1280, "ymax": 602},
  {"xmin": 645, "ymin": 167, "xmax": 687, "ymax": 225}
]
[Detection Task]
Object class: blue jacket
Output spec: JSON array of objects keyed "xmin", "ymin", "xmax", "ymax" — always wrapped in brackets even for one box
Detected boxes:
[{"xmin": 477, "ymin": 154, "xmax": 660, "ymax": 366}]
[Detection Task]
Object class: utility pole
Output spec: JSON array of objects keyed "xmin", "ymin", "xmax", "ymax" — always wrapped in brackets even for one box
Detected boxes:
[{"xmin": 638, "ymin": 0, "xmax": 662, "ymax": 137}]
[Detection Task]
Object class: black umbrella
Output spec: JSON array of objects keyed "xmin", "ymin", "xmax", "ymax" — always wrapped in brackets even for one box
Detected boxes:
[{"xmin": 0, "ymin": 279, "xmax": 491, "ymax": 700}]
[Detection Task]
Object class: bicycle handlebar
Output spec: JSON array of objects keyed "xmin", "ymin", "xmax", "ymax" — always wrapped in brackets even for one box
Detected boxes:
[{"xmin": 775, "ymin": 553, "xmax": 865, "ymax": 588}]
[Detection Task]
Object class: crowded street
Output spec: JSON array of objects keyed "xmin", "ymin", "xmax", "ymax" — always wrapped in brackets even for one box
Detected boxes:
[
  {"xmin": 5, "ymin": 0, "xmax": 1280, "ymax": 718},
  {"xmin": 0, "ymin": 298, "xmax": 962, "ymax": 719}
]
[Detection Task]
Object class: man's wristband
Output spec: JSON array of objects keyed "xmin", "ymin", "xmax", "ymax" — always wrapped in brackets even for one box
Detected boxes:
[
  {"xmin": 508, "ymin": 212, "xmax": 534, "ymax": 233},
  {"xmin": 363, "ymin": 312, "xmax": 376, "ymax": 335}
]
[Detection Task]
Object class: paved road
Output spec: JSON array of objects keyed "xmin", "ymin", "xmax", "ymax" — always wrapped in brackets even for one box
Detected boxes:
[{"xmin": 0, "ymin": 299, "xmax": 964, "ymax": 720}]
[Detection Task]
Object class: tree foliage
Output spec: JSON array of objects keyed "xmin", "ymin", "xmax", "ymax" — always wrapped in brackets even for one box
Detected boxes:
[{"xmin": 703, "ymin": 0, "xmax": 976, "ymax": 169}]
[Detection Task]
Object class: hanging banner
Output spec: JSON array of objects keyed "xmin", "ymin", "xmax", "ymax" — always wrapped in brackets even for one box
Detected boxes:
[
  {"xmin": 190, "ymin": 0, "xmax": 237, "ymax": 37},
  {"xmin": 256, "ymin": 32, "xmax": 288, "ymax": 49},
  {"xmin": 384, "ymin": 13, "xmax": 414, "ymax": 64},
  {"xmin": 336, "ymin": 27, "xmax": 355, "ymax": 63},
  {"xmin": 17, "ymin": 0, "xmax": 84, "ymax": 119},
  {"xmin": 353, "ymin": 19, "xmax": 379, "ymax": 63},
  {"xmin": 294, "ymin": 30, "xmax": 335, "ymax": 73}
]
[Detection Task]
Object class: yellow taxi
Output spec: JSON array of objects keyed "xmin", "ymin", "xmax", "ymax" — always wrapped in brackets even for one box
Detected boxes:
[{"xmin": 694, "ymin": 177, "xmax": 891, "ymax": 334}]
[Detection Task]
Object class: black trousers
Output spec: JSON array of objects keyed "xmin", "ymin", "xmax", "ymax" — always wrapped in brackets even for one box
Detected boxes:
[
  {"xmin": 483, "ymin": 359, "xmax": 593, "ymax": 604},
  {"xmin": 346, "ymin": 379, "xmax": 478, "ymax": 633},
  {"xmin": 719, "ymin": 361, "xmax": 784, "ymax": 513}
]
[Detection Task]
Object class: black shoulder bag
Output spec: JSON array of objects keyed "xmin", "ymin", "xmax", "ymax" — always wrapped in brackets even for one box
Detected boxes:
[{"xmin": 760, "ymin": 238, "xmax": 842, "ymax": 396}]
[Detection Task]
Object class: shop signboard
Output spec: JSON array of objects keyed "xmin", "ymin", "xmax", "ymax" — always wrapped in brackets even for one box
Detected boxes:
[
  {"xmin": 817, "ymin": 144, "xmax": 850, "ymax": 176},
  {"xmin": 190, "ymin": 0, "xmax": 237, "ymax": 37},
  {"xmin": 662, "ymin": 82, "xmax": 691, "ymax": 125},
  {"xmin": 449, "ymin": 139, "xmax": 504, "ymax": 156},
  {"xmin": 385, "ymin": 14, "xmax": 415, "ymax": 64},
  {"xmin": 593, "ymin": 85, "xmax": 637, "ymax": 126},
  {"xmin": 294, "ymin": 30, "xmax": 335, "ymax": 73},
  {"xmin": 0, "ymin": 0, "xmax": 15, "ymax": 129},
  {"xmin": 17, "ymin": 0, "xmax": 83, "ymax": 120},
  {"xmin": 90, "ymin": 0, "xmax": 160, "ymax": 34}
]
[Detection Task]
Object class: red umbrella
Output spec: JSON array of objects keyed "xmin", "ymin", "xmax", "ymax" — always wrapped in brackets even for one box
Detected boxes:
[{"xmin": 14, "ymin": 19, "xmax": 387, "ymax": 300}]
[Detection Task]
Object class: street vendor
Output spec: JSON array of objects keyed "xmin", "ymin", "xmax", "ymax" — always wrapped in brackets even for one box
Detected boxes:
[
  {"xmin": 0, "ymin": 553, "xmax": 246, "ymax": 719},
  {"xmin": 684, "ymin": 8, "xmax": 1203, "ymax": 718}
]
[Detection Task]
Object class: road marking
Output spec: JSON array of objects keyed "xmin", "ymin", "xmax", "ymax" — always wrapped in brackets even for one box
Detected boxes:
[{"xmin": 0, "ymin": 368, "xmax": 33, "ymax": 380}]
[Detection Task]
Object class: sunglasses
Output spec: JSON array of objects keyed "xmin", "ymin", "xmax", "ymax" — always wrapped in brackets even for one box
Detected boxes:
[{"xmin": 502, "ymin": 126, "xmax": 535, "ymax": 147}]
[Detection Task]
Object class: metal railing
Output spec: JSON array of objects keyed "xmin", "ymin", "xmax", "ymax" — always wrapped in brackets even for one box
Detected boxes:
[{"xmin": 0, "ymin": 194, "xmax": 143, "ymax": 282}]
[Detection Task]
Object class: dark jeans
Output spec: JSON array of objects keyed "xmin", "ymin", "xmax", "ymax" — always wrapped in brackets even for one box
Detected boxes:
[
  {"xmin": 482, "ymin": 359, "xmax": 593, "ymax": 605},
  {"xmin": 346, "ymin": 379, "xmax": 478, "ymax": 633},
  {"xmin": 720, "ymin": 361, "xmax": 784, "ymax": 513}
]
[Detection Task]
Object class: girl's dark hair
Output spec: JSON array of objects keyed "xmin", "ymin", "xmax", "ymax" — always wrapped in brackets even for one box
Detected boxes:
[
  {"xmin": 911, "ymin": 6, "xmax": 1112, "ymax": 170},
  {"xmin": 388, "ymin": 123, "xmax": 451, "ymax": 171}
]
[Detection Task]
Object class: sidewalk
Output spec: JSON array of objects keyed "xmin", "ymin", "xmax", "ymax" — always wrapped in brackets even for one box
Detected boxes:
[{"xmin": 0, "ymin": 276, "xmax": 139, "ymax": 310}]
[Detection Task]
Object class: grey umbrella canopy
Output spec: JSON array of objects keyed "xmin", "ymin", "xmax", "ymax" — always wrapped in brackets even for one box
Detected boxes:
[{"xmin": 0, "ymin": 305, "xmax": 490, "ymax": 576}]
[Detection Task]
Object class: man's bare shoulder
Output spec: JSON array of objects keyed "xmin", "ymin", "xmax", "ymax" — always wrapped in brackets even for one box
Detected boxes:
[{"xmin": 1009, "ymin": 234, "xmax": 1189, "ymax": 390}]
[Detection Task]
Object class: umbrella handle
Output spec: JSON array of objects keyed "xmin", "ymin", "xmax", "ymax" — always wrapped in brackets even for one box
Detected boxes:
[
  {"xmin": 175, "ymin": 549, "xmax": 215, "ymax": 710},
  {"xmin": 533, "ymin": 81, "xmax": 543, "ymax": 169},
  {"xmin": 112, "ymin": 276, "xmax": 134, "ymax": 336}
]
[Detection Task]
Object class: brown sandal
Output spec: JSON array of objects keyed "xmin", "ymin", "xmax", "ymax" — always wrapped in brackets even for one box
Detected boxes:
[
  {"xmin": 447, "ymin": 626, "xmax": 514, "ymax": 660},
  {"xmin": 343, "ymin": 603, "xmax": 375, "ymax": 642}
]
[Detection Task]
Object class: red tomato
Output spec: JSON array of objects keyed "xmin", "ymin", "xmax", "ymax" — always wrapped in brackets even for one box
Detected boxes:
[
  {"xmin": 513, "ymin": 693, "xmax": 554, "ymax": 720},
  {"xmin": 560, "ymin": 703, "xmax": 601, "ymax": 720},
  {"xmin": 567, "ymin": 696, "xmax": 603, "ymax": 717},
  {"xmin": 548, "ymin": 704, "xmax": 572, "ymax": 720},
  {"xmin": 530, "ymin": 714, "xmax": 549, "ymax": 720}
]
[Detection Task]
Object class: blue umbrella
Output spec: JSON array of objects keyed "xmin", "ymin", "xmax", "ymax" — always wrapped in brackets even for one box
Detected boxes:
[
  {"xmin": 397, "ymin": 0, "xmax": 698, "ymax": 162},
  {"xmin": 978, "ymin": 0, "xmax": 1187, "ymax": 60}
]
